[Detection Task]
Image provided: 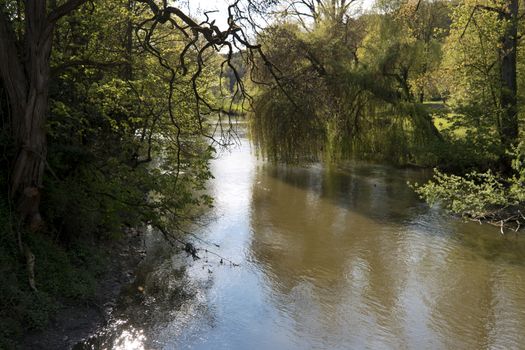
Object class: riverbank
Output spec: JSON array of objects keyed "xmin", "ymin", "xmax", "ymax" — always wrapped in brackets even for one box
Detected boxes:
[{"xmin": 18, "ymin": 230, "xmax": 146, "ymax": 350}]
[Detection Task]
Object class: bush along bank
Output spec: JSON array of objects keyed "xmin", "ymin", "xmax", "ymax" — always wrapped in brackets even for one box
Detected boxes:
[{"xmin": 411, "ymin": 144, "xmax": 525, "ymax": 233}]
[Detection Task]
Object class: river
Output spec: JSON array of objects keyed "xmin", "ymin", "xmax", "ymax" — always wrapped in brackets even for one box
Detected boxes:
[{"xmin": 76, "ymin": 136, "xmax": 525, "ymax": 350}]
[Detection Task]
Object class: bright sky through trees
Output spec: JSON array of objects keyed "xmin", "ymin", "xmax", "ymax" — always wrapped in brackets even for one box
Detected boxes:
[{"xmin": 190, "ymin": 0, "xmax": 376, "ymax": 30}]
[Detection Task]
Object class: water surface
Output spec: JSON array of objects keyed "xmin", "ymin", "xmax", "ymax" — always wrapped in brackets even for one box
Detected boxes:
[{"xmin": 78, "ymin": 137, "xmax": 525, "ymax": 349}]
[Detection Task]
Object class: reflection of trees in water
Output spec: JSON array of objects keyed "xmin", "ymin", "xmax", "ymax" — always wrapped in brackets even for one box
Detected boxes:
[
  {"xmin": 248, "ymin": 164, "xmax": 417, "ymax": 345},
  {"xmin": 262, "ymin": 163, "xmax": 429, "ymax": 222},
  {"xmin": 248, "ymin": 163, "xmax": 525, "ymax": 348}
]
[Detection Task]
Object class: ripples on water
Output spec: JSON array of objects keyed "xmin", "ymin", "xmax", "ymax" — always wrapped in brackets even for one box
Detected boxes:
[{"xmin": 77, "ymin": 138, "xmax": 525, "ymax": 350}]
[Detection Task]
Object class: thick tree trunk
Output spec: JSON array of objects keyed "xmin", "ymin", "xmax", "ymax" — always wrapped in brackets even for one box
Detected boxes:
[
  {"xmin": 1, "ymin": 0, "xmax": 86, "ymax": 228},
  {"xmin": 499, "ymin": 0, "xmax": 519, "ymax": 170},
  {"xmin": 0, "ymin": 2, "xmax": 54, "ymax": 228},
  {"xmin": 11, "ymin": 80, "xmax": 51, "ymax": 229}
]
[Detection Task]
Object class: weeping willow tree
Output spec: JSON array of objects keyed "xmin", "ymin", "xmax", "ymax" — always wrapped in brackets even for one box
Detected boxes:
[
  {"xmin": 251, "ymin": 87, "xmax": 324, "ymax": 163},
  {"xmin": 250, "ymin": 68, "xmax": 444, "ymax": 165},
  {"xmin": 249, "ymin": 0, "xmax": 449, "ymax": 165}
]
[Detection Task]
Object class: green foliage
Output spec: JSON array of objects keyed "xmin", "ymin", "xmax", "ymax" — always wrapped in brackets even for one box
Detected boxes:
[
  {"xmin": 509, "ymin": 144, "xmax": 525, "ymax": 202},
  {"xmin": 42, "ymin": 0, "xmax": 219, "ymax": 240},
  {"xmin": 413, "ymin": 169, "xmax": 508, "ymax": 217},
  {"xmin": 413, "ymin": 143, "xmax": 525, "ymax": 219},
  {"xmin": 437, "ymin": 0, "xmax": 522, "ymax": 160}
]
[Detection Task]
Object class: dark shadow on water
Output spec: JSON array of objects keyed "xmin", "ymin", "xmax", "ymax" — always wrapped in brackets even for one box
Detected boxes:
[
  {"xmin": 255, "ymin": 161, "xmax": 525, "ymax": 266},
  {"xmin": 262, "ymin": 161, "xmax": 431, "ymax": 222}
]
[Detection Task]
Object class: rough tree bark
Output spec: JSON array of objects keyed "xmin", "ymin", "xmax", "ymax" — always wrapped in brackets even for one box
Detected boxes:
[{"xmin": 0, "ymin": 0, "xmax": 87, "ymax": 228}]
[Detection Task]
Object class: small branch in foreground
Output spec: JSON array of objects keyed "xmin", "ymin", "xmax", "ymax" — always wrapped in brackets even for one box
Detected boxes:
[{"xmin": 156, "ymin": 225, "xmax": 240, "ymax": 266}]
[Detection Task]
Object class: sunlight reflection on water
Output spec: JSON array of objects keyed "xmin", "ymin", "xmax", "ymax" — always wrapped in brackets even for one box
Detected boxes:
[{"xmin": 113, "ymin": 327, "xmax": 146, "ymax": 350}]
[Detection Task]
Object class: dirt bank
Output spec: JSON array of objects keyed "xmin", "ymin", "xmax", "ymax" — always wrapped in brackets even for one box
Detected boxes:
[{"xmin": 20, "ymin": 231, "xmax": 146, "ymax": 350}]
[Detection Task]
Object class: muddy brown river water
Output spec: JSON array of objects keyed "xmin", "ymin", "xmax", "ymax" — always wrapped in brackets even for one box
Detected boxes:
[{"xmin": 77, "ymin": 137, "xmax": 525, "ymax": 350}]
